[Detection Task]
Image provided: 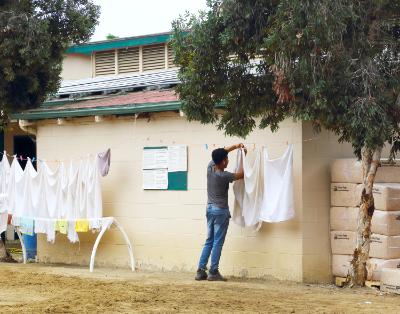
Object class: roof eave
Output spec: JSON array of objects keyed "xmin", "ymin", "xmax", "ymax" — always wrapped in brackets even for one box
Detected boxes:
[
  {"xmin": 12, "ymin": 101, "xmax": 182, "ymax": 121},
  {"xmin": 67, "ymin": 33, "xmax": 172, "ymax": 55}
]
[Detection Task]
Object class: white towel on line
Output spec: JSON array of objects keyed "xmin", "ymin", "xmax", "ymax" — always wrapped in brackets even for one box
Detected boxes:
[{"xmin": 232, "ymin": 145, "xmax": 295, "ymax": 227}]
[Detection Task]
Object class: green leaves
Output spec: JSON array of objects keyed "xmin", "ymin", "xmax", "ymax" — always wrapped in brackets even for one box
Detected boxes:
[
  {"xmin": 172, "ymin": 0, "xmax": 400, "ymax": 155},
  {"xmin": 0, "ymin": 0, "xmax": 99, "ymax": 127}
]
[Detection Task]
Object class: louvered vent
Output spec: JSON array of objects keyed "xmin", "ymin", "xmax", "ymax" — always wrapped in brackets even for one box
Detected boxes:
[
  {"xmin": 142, "ymin": 44, "xmax": 166, "ymax": 72},
  {"xmin": 167, "ymin": 45, "xmax": 176, "ymax": 68},
  {"xmin": 118, "ymin": 47, "xmax": 140, "ymax": 74},
  {"xmin": 95, "ymin": 50, "xmax": 115, "ymax": 76}
]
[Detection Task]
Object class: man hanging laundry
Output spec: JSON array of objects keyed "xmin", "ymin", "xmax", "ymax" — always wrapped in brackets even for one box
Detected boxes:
[{"xmin": 196, "ymin": 143, "xmax": 246, "ymax": 281}]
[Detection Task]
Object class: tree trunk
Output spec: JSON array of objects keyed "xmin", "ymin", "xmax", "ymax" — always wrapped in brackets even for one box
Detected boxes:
[
  {"xmin": 0, "ymin": 238, "xmax": 7, "ymax": 260},
  {"xmin": 350, "ymin": 147, "xmax": 382, "ymax": 286}
]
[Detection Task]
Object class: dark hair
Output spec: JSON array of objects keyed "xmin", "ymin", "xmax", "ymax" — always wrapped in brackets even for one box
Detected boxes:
[{"xmin": 212, "ymin": 148, "xmax": 228, "ymax": 165}]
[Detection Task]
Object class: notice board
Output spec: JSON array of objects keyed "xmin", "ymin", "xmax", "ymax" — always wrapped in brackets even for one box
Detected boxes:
[{"xmin": 142, "ymin": 145, "xmax": 188, "ymax": 190}]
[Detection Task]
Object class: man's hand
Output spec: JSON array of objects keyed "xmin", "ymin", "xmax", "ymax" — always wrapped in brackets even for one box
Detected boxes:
[{"xmin": 225, "ymin": 143, "xmax": 243, "ymax": 152}]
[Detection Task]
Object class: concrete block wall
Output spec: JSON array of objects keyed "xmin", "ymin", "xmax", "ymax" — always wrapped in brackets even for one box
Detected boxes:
[
  {"xmin": 36, "ymin": 113, "xmax": 304, "ymax": 281},
  {"xmin": 300, "ymin": 122, "xmax": 394, "ymax": 283},
  {"xmin": 301, "ymin": 123, "xmax": 355, "ymax": 282}
]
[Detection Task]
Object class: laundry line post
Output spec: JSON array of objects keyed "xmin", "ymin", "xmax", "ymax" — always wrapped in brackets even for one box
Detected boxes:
[
  {"xmin": 15, "ymin": 228, "xmax": 27, "ymax": 264},
  {"xmin": 89, "ymin": 217, "xmax": 135, "ymax": 273}
]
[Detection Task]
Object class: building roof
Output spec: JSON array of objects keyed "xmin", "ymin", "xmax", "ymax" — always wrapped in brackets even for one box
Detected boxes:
[
  {"xmin": 58, "ymin": 69, "xmax": 179, "ymax": 97},
  {"xmin": 66, "ymin": 32, "xmax": 173, "ymax": 55},
  {"xmin": 13, "ymin": 89, "xmax": 181, "ymax": 121}
]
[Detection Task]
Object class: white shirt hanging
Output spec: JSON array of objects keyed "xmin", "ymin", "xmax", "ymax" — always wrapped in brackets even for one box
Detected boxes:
[
  {"xmin": 260, "ymin": 145, "xmax": 295, "ymax": 223},
  {"xmin": 232, "ymin": 149, "xmax": 264, "ymax": 227}
]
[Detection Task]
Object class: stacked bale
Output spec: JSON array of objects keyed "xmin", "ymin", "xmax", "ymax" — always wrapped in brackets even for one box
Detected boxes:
[{"xmin": 331, "ymin": 159, "xmax": 400, "ymax": 283}]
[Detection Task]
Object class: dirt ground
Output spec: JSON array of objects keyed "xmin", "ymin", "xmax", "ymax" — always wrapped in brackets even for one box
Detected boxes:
[{"xmin": 0, "ymin": 264, "xmax": 399, "ymax": 313}]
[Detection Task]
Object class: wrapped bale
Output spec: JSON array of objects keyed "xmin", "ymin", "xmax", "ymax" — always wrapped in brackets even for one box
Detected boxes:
[
  {"xmin": 371, "ymin": 210, "xmax": 400, "ymax": 236},
  {"xmin": 331, "ymin": 159, "xmax": 363, "ymax": 183},
  {"xmin": 330, "ymin": 231, "xmax": 356, "ymax": 255},
  {"xmin": 330, "ymin": 207, "xmax": 358, "ymax": 231},
  {"xmin": 372, "ymin": 183, "xmax": 400, "ymax": 211},
  {"xmin": 367, "ymin": 258, "xmax": 400, "ymax": 281},
  {"xmin": 331, "ymin": 159, "xmax": 400, "ymax": 184},
  {"xmin": 370, "ymin": 234, "xmax": 400, "ymax": 259},
  {"xmin": 381, "ymin": 268, "xmax": 400, "ymax": 294},
  {"xmin": 332, "ymin": 254, "xmax": 352, "ymax": 277},
  {"xmin": 331, "ymin": 183, "xmax": 362, "ymax": 207}
]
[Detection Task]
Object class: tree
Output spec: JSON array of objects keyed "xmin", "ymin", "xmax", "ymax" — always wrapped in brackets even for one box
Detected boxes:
[
  {"xmin": 106, "ymin": 34, "xmax": 119, "ymax": 40},
  {"xmin": 0, "ymin": 0, "xmax": 99, "ymax": 260},
  {"xmin": 0, "ymin": 0, "xmax": 100, "ymax": 124},
  {"xmin": 172, "ymin": 0, "xmax": 400, "ymax": 286}
]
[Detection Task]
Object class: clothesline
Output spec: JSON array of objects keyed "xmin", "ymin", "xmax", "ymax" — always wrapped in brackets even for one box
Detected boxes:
[
  {"xmin": 0, "ymin": 151, "xmax": 96, "ymax": 163},
  {"xmin": 203, "ymin": 137, "xmax": 320, "ymax": 150},
  {"xmin": 2, "ymin": 137, "xmax": 319, "ymax": 161}
]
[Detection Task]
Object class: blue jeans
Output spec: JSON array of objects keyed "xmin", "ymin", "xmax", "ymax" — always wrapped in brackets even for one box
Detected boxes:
[{"xmin": 198, "ymin": 204, "xmax": 230, "ymax": 272}]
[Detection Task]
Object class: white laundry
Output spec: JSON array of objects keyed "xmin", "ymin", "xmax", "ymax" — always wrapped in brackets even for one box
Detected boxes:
[
  {"xmin": 232, "ymin": 150, "xmax": 245, "ymax": 227},
  {"xmin": 259, "ymin": 145, "xmax": 295, "ymax": 223},
  {"xmin": 0, "ymin": 212, "xmax": 7, "ymax": 234},
  {"xmin": 42, "ymin": 162, "xmax": 62, "ymax": 219},
  {"xmin": 6, "ymin": 157, "xmax": 23, "ymax": 214},
  {"xmin": 232, "ymin": 149, "xmax": 264, "ymax": 227},
  {"xmin": 34, "ymin": 219, "xmax": 56, "ymax": 243},
  {"xmin": 1, "ymin": 151, "xmax": 107, "ymax": 243},
  {"xmin": 0, "ymin": 153, "xmax": 10, "ymax": 210}
]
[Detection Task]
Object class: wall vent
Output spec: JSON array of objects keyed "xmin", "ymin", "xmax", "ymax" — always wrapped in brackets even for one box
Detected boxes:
[
  {"xmin": 118, "ymin": 47, "xmax": 140, "ymax": 74},
  {"xmin": 94, "ymin": 50, "xmax": 116, "ymax": 76},
  {"xmin": 142, "ymin": 44, "xmax": 166, "ymax": 72}
]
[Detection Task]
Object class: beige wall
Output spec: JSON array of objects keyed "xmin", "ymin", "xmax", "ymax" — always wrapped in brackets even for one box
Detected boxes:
[
  {"xmin": 36, "ymin": 113, "xmax": 304, "ymax": 281},
  {"xmin": 61, "ymin": 54, "xmax": 92, "ymax": 80},
  {"xmin": 300, "ymin": 122, "xmax": 392, "ymax": 283}
]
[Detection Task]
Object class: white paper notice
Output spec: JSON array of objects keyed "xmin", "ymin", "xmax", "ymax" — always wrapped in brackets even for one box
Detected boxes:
[
  {"xmin": 168, "ymin": 145, "xmax": 187, "ymax": 172},
  {"xmin": 142, "ymin": 148, "xmax": 168, "ymax": 169},
  {"xmin": 142, "ymin": 169, "xmax": 168, "ymax": 190}
]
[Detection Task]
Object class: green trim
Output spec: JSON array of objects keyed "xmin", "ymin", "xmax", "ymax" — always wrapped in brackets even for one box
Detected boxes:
[
  {"xmin": 67, "ymin": 33, "xmax": 172, "ymax": 55},
  {"xmin": 144, "ymin": 146, "xmax": 167, "ymax": 150},
  {"xmin": 12, "ymin": 101, "xmax": 182, "ymax": 121}
]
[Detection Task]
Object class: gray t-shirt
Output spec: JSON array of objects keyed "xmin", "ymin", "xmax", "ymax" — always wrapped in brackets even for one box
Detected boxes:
[{"xmin": 207, "ymin": 160, "xmax": 236, "ymax": 209}]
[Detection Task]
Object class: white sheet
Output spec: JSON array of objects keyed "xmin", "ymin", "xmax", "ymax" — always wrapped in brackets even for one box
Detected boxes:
[
  {"xmin": 259, "ymin": 145, "xmax": 295, "ymax": 222},
  {"xmin": 232, "ymin": 149, "xmax": 264, "ymax": 227}
]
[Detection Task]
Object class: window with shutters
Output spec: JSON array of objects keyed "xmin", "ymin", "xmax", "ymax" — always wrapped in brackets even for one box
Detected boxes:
[
  {"xmin": 94, "ymin": 50, "xmax": 116, "ymax": 76},
  {"xmin": 167, "ymin": 45, "xmax": 176, "ymax": 68},
  {"xmin": 142, "ymin": 44, "xmax": 166, "ymax": 72},
  {"xmin": 118, "ymin": 47, "xmax": 140, "ymax": 74}
]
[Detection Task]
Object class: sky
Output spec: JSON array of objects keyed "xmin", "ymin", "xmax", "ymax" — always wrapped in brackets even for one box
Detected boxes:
[{"xmin": 91, "ymin": 0, "xmax": 208, "ymax": 42}]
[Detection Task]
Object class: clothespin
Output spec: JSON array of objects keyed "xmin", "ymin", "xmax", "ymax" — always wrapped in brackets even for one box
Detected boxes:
[
  {"xmin": 19, "ymin": 155, "xmax": 23, "ymax": 161},
  {"xmin": 205, "ymin": 144, "xmax": 208, "ymax": 150},
  {"xmin": 32, "ymin": 157, "xmax": 36, "ymax": 163}
]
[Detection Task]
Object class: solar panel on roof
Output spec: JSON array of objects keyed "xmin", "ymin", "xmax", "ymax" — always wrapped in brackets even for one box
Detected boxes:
[{"xmin": 58, "ymin": 69, "xmax": 179, "ymax": 97}]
